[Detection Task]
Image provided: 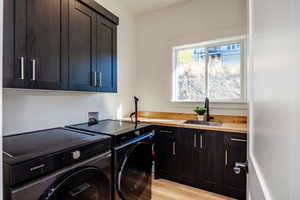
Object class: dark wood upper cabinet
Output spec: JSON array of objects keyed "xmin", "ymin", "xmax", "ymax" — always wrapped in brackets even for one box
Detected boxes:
[
  {"xmin": 3, "ymin": 0, "xmax": 27, "ymax": 88},
  {"xmin": 28, "ymin": 0, "xmax": 68, "ymax": 89},
  {"xmin": 69, "ymin": 0, "xmax": 97, "ymax": 92},
  {"xmin": 4, "ymin": 0, "xmax": 68, "ymax": 90},
  {"xmin": 11, "ymin": 0, "xmax": 27, "ymax": 88},
  {"xmin": 96, "ymin": 15, "xmax": 117, "ymax": 92},
  {"xmin": 3, "ymin": 0, "xmax": 118, "ymax": 92}
]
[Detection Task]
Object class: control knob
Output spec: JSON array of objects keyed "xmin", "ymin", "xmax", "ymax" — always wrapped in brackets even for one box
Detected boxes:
[{"xmin": 72, "ymin": 150, "xmax": 81, "ymax": 160}]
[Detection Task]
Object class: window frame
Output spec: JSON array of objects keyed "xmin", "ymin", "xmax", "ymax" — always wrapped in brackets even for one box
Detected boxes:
[{"xmin": 172, "ymin": 36, "xmax": 247, "ymax": 103}]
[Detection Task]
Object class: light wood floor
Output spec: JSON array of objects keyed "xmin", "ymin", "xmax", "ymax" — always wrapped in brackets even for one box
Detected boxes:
[{"xmin": 152, "ymin": 178, "xmax": 236, "ymax": 200}]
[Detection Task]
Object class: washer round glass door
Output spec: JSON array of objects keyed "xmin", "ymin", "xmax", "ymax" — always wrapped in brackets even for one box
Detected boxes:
[
  {"xmin": 117, "ymin": 142, "xmax": 153, "ymax": 200},
  {"xmin": 41, "ymin": 167, "xmax": 110, "ymax": 200}
]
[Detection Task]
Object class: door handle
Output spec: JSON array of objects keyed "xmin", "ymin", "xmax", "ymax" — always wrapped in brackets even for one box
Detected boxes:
[
  {"xmin": 172, "ymin": 141, "xmax": 176, "ymax": 156},
  {"xmin": 31, "ymin": 59, "xmax": 36, "ymax": 81},
  {"xmin": 233, "ymin": 161, "xmax": 248, "ymax": 174},
  {"xmin": 193, "ymin": 133, "xmax": 197, "ymax": 148},
  {"xmin": 19, "ymin": 57, "xmax": 25, "ymax": 80}
]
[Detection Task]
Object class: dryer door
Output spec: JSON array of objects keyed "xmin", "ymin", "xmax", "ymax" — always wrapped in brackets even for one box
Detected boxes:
[
  {"xmin": 40, "ymin": 167, "xmax": 110, "ymax": 200},
  {"xmin": 117, "ymin": 142, "xmax": 153, "ymax": 200}
]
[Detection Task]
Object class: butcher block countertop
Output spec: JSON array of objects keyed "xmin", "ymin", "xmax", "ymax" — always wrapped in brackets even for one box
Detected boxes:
[{"xmin": 123, "ymin": 111, "xmax": 248, "ymax": 134}]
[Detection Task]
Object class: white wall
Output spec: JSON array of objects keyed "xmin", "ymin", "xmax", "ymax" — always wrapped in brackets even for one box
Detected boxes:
[
  {"xmin": 248, "ymin": 0, "xmax": 300, "ymax": 199},
  {"xmin": 136, "ymin": 0, "xmax": 248, "ymax": 116},
  {"xmin": 3, "ymin": 0, "xmax": 137, "ymax": 135}
]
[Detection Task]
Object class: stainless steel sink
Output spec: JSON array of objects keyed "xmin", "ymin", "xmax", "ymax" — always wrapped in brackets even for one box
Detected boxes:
[{"xmin": 184, "ymin": 120, "xmax": 223, "ymax": 127}]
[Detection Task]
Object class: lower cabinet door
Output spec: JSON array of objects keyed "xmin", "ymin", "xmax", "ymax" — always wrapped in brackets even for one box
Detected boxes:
[
  {"xmin": 176, "ymin": 129, "xmax": 197, "ymax": 185},
  {"xmin": 196, "ymin": 131, "xmax": 223, "ymax": 194},
  {"xmin": 224, "ymin": 133, "xmax": 247, "ymax": 200},
  {"xmin": 155, "ymin": 127, "xmax": 177, "ymax": 179}
]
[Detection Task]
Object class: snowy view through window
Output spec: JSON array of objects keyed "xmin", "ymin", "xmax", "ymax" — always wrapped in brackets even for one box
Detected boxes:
[{"xmin": 174, "ymin": 42, "xmax": 242, "ymax": 101}]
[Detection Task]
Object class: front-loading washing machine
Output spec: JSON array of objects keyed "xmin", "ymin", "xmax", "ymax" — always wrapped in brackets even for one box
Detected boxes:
[
  {"xmin": 67, "ymin": 119, "xmax": 155, "ymax": 200},
  {"xmin": 3, "ymin": 128, "xmax": 112, "ymax": 200}
]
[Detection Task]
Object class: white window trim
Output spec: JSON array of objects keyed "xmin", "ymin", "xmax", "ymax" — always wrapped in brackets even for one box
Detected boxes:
[{"xmin": 171, "ymin": 35, "xmax": 247, "ymax": 103}]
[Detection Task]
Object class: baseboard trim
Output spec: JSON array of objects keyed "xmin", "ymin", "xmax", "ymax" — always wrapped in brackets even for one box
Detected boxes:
[{"xmin": 249, "ymin": 153, "xmax": 272, "ymax": 200}]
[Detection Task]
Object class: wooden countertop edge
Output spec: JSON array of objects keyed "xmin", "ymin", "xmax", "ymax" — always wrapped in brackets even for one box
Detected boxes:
[{"xmin": 122, "ymin": 118, "xmax": 248, "ymax": 134}]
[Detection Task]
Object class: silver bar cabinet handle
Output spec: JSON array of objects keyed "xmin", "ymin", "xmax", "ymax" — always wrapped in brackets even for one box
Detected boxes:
[
  {"xmin": 160, "ymin": 130, "xmax": 173, "ymax": 134},
  {"xmin": 172, "ymin": 141, "xmax": 176, "ymax": 156},
  {"xmin": 194, "ymin": 133, "xmax": 197, "ymax": 148},
  {"xmin": 31, "ymin": 59, "xmax": 36, "ymax": 81},
  {"xmin": 200, "ymin": 135, "xmax": 203, "ymax": 149},
  {"xmin": 94, "ymin": 72, "xmax": 97, "ymax": 87},
  {"xmin": 225, "ymin": 150, "xmax": 228, "ymax": 166},
  {"xmin": 231, "ymin": 138, "xmax": 247, "ymax": 143},
  {"xmin": 20, "ymin": 57, "xmax": 25, "ymax": 80},
  {"xmin": 99, "ymin": 72, "xmax": 102, "ymax": 87}
]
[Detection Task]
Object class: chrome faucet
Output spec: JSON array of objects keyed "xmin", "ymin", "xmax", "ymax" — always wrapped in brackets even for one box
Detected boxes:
[{"xmin": 204, "ymin": 97, "xmax": 210, "ymax": 121}]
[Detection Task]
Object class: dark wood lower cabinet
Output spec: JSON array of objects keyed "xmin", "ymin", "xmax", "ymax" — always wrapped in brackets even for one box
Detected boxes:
[
  {"xmin": 154, "ymin": 127, "xmax": 178, "ymax": 179},
  {"xmin": 176, "ymin": 129, "xmax": 197, "ymax": 186},
  {"xmin": 196, "ymin": 131, "xmax": 224, "ymax": 194},
  {"xmin": 155, "ymin": 126, "xmax": 247, "ymax": 200},
  {"xmin": 224, "ymin": 133, "xmax": 247, "ymax": 200}
]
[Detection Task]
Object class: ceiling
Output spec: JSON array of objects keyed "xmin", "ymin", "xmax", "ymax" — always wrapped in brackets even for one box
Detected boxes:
[{"xmin": 121, "ymin": 0, "xmax": 188, "ymax": 15}]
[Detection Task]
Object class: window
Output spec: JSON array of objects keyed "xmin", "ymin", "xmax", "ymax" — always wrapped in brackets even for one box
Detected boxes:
[{"xmin": 172, "ymin": 37, "xmax": 245, "ymax": 102}]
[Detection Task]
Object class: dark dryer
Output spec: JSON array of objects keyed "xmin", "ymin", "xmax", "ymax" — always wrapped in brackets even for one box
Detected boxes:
[
  {"xmin": 3, "ymin": 128, "xmax": 112, "ymax": 200},
  {"xmin": 67, "ymin": 119, "xmax": 154, "ymax": 200}
]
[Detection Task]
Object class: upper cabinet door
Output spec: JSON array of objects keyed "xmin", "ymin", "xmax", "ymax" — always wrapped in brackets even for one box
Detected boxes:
[
  {"xmin": 27, "ymin": 0, "xmax": 68, "ymax": 90},
  {"xmin": 4, "ymin": 0, "xmax": 68, "ymax": 89},
  {"xmin": 96, "ymin": 15, "xmax": 117, "ymax": 92},
  {"xmin": 69, "ymin": 0, "xmax": 97, "ymax": 92},
  {"xmin": 4, "ymin": 0, "xmax": 28, "ymax": 88}
]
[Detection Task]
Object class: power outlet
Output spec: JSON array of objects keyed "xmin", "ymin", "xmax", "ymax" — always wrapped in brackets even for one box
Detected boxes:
[{"xmin": 88, "ymin": 112, "xmax": 99, "ymax": 125}]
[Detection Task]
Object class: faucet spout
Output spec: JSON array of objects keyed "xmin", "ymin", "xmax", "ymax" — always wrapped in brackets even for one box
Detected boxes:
[{"xmin": 204, "ymin": 97, "xmax": 210, "ymax": 121}]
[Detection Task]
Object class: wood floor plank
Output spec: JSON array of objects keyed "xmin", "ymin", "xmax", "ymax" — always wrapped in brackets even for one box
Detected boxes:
[{"xmin": 152, "ymin": 178, "xmax": 236, "ymax": 200}]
